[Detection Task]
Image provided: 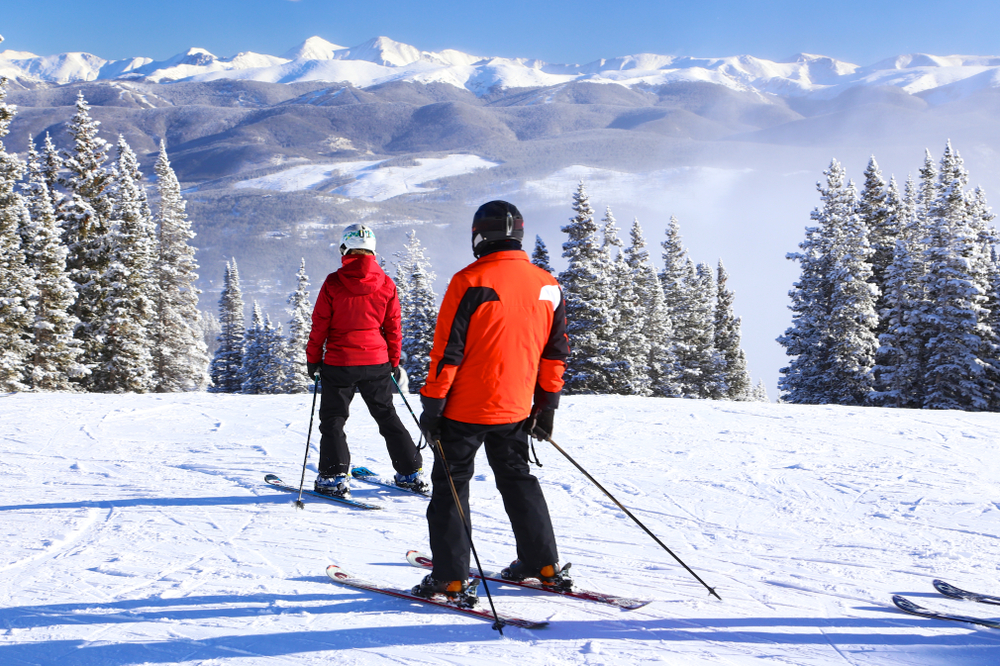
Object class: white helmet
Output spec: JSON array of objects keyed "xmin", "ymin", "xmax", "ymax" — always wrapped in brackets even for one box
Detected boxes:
[{"xmin": 339, "ymin": 223, "xmax": 376, "ymax": 255}]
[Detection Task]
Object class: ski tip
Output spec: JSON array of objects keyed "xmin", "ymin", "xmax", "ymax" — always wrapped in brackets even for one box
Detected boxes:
[
  {"xmin": 264, "ymin": 473, "xmax": 281, "ymax": 484},
  {"xmin": 351, "ymin": 466, "xmax": 375, "ymax": 478}
]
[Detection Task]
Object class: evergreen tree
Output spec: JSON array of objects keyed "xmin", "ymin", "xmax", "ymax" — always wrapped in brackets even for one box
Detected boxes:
[
  {"xmin": 823, "ymin": 176, "xmax": 879, "ymax": 405},
  {"xmin": 531, "ymin": 234, "xmax": 554, "ymax": 273},
  {"xmin": 558, "ymin": 181, "xmax": 614, "ymax": 394},
  {"xmin": 208, "ymin": 259, "xmax": 246, "ymax": 393},
  {"xmin": 59, "ymin": 92, "xmax": 114, "ymax": 386},
  {"xmin": 602, "ymin": 208, "xmax": 649, "ymax": 394},
  {"xmin": 240, "ymin": 311, "xmax": 287, "ymax": 395},
  {"xmin": 283, "ymin": 258, "xmax": 312, "ymax": 393},
  {"xmin": 714, "ymin": 260, "xmax": 751, "ymax": 400},
  {"xmin": 967, "ymin": 188, "xmax": 1000, "ymax": 409},
  {"xmin": 152, "ymin": 140, "xmax": 209, "ymax": 392},
  {"xmin": 857, "ymin": 156, "xmax": 897, "ymax": 340},
  {"xmin": 625, "ymin": 218, "xmax": 673, "ymax": 397},
  {"xmin": 920, "ymin": 142, "xmax": 991, "ymax": 410},
  {"xmin": 872, "ymin": 176, "xmax": 927, "ymax": 408},
  {"xmin": 94, "ymin": 136, "xmax": 157, "ymax": 393},
  {"xmin": 21, "ymin": 138, "xmax": 86, "ymax": 390},
  {"xmin": 0, "ymin": 78, "xmax": 36, "ymax": 392},
  {"xmin": 749, "ymin": 379, "xmax": 770, "ymax": 403},
  {"xmin": 395, "ymin": 230, "xmax": 437, "ymax": 392},
  {"xmin": 779, "ymin": 159, "xmax": 878, "ymax": 404}
]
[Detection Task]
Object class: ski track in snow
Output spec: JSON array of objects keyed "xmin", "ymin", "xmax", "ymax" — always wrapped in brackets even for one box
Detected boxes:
[{"xmin": 2, "ymin": 393, "xmax": 1000, "ymax": 665}]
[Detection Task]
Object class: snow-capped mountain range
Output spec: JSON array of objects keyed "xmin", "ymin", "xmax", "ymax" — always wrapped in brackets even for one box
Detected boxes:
[{"xmin": 3, "ymin": 35, "xmax": 1000, "ymax": 102}]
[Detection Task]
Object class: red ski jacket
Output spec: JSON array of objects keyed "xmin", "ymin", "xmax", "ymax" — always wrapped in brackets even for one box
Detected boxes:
[
  {"xmin": 421, "ymin": 250, "xmax": 569, "ymax": 424},
  {"xmin": 307, "ymin": 254, "xmax": 402, "ymax": 367}
]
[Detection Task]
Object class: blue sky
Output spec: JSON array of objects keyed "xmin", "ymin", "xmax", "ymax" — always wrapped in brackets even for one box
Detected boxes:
[{"xmin": 4, "ymin": 0, "xmax": 1000, "ymax": 65}]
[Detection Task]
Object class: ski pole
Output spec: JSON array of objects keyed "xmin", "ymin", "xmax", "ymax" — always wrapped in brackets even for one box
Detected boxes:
[
  {"xmin": 430, "ymin": 435, "xmax": 506, "ymax": 635},
  {"xmin": 541, "ymin": 435, "xmax": 721, "ymax": 601},
  {"xmin": 294, "ymin": 374, "xmax": 322, "ymax": 510},
  {"xmin": 390, "ymin": 372, "xmax": 425, "ymax": 449}
]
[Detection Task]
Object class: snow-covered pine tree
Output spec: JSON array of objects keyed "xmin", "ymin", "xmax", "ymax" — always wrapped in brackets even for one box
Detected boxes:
[
  {"xmin": 152, "ymin": 140, "xmax": 209, "ymax": 392},
  {"xmin": 558, "ymin": 181, "xmax": 614, "ymax": 394},
  {"xmin": 625, "ymin": 218, "xmax": 674, "ymax": 397},
  {"xmin": 750, "ymin": 379, "xmax": 770, "ymax": 402},
  {"xmin": 531, "ymin": 234, "xmax": 554, "ymax": 274},
  {"xmin": 871, "ymin": 176, "xmax": 927, "ymax": 408},
  {"xmin": 0, "ymin": 78, "xmax": 37, "ymax": 392},
  {"xmin": 40, "ymin": 133, "xmax": 63, "ymax": 204},
  {"xmin": 239, "ymin": 303, "xmax": 265, "ymax": 394},
  {"xmin": 920, "ymin": 142, "xmax": 991, "ymax": 410},
  {"xmin": 714, "ymin": 260, "xmax": 752, "ymax": 400},
  {"xmin": 200, "ymin": 309, "xmax": 221, "ymax": 359},
  {"xmin": 967, "ymin": 187, "xmax": 1000, "ymax": 410},
  {"xmin": 283, "ymin": 258, "xmax": 312, "ymax": 393},
  {"xmin": 823, "ymin": 176, "xmax": 879, "ymax": 405},
  {"xmin": 779, "ymin": 159, "xmax": 878, "ymax": 404},
  {"xmin": 93, "ymin": 135, "xmax": 157, "ymax": 393},
  {"xmin": 602, "ymin": 207, "xmax": 650, "ymax": 395},
  {"xmin": 857, "ymin": 156, "xmax": 897, "ymax": 340},
  {"xmin": 661, "ymin": 216, "xmax": 713, "ymax": 397},
  {"xmin": 21, "ymin": 138, "xmax": 86, "ymax": 390},
  {"xmin": 395, "ymin": 230, "xmax": 437, "ymax": 392},
  {"xmin": 208, "ymin": 259, "xmax": 246, "ymax": 393},
  {"xmin": 59, "ymin": 92, "xmax": 114, "ymax": 387},
  {"xmin": 242, "ymin": 313, "xmax": 287, "ymax": 395}
]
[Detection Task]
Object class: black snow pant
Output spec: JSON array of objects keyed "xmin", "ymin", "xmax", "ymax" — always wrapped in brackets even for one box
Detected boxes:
[
  {"xmin": 317, "ymin": 363, "xmax": 421, "ymax": 477},
  {"xmin": 426, "ymin": 418, "xmax": 558, "ymax": 581}
]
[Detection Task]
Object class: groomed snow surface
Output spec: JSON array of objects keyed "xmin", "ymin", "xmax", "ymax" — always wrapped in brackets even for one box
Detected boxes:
[{"xmin": 2, "ymin": 392, "xmax": 1000, "ymax": 665}]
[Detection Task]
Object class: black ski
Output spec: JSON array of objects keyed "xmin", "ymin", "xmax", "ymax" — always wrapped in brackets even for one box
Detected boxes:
[
  {"xmin": 933, "ymin": 579, "xmax": 1000, "ymax": 606},
  {"xmin": 351, "ymin": 466, "xmax": 429, "ymax": 497},
  {"xmin": 406, "ymin": 550, "xmax": 651, "ymax": 610},
  {"xmin": 892, "ymin": 595, "xmax": 1000, "ymax": 629},
  {"xmin": 264, "ymin": 473, "xmax": 382, "ymax": 510},
  {"xmin": 325, "ymin": 565, "xmax": 548, "ymax": 629}
]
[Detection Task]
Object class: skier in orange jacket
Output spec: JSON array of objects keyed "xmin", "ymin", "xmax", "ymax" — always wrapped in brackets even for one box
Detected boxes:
[{"xmin": 412, "ymin": 200, "xmax": 571, "ymax": 600}]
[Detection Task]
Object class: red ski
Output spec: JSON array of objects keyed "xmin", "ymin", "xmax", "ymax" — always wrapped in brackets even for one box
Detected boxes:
[
  {"xmin": 406, "ymin": 550, "xmax": 651, "ymax": 610},
  {"xmin": 325, "ymin": 565, "xmax": 548, "ymax": 630}
]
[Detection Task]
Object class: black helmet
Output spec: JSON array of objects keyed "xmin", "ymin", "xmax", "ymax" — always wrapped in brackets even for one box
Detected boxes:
[{"xmin": 472, "ymin": 200, "xmax": 524, "ymax": 257}]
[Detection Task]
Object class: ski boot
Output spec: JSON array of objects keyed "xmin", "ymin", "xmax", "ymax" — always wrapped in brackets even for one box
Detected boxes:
[
  {"xmin": 411, "ymin": 574, "xmax": 480, "ymax": 608},
  {"xmin": 314, "ymin": 474, "xmax": 350, "ymax": 498},
  {"xmin": 501, "ymin": 559, "xmax": 573, "ymax": 590},
  {"xmin": 394, "ymin": 469, "xmax": 429, "ymax": 493}
]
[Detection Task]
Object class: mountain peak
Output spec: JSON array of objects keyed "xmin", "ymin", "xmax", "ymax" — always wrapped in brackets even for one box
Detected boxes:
[
  {"xmin": 345, "ymin": 36, "xmax": 423, "ymax": 67},
  {"xmin": 282, "ymin": 36, "xmax": 345, "ymax": 61}
]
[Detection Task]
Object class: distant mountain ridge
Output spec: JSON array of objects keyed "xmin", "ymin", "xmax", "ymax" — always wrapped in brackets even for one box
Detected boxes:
[{"xmin": 3, "ymin": 36, "xmax": 1000, "ymax": 103}]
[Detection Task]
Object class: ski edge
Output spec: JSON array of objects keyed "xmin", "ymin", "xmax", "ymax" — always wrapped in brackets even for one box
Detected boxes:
[
  {"xmin": 933, "ymin": 579, "xmax": 1000, "ymax": 606},
  {"xmin": 324, "ymin": 564, "xmax": 548, "ymax": 630},
  {"xmin": 405, "ymin": 550, "xmax": 652, "ymax": 610},
  {"xmin": 892, "ymin": 595, "xmax": 1000, "ymax": 629},
  {"xmin": 263, "ymin": 473, "xmax": 383, "ymax": 510}
]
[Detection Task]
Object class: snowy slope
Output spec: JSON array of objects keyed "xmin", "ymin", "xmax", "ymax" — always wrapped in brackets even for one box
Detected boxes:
[
  {"xmin": 4, "ymin": 37, "xmax": 1000, "ymax": 103},
  {"xmin": 2, "ymin": 392, "xmax": 1000, "ymax": 665}
]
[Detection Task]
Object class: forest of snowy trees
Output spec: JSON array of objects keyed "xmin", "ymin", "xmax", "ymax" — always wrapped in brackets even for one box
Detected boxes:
[
  {"xmin": 0, "ymin": 73, "xmax": 758, "ymax": 401},
  {"xmin": 552, "ymin": 182, "xmax": 764, "ymax": 401},
  {"xmin": 779, "ymin": 143, "xmax": 1000, "ymax": 411},
  {"xmin": 0, "ymin": 80, "xmax": 208, "ymax": 393}
]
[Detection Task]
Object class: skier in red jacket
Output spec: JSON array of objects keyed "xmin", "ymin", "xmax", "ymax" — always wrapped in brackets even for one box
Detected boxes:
[
  {"xmin": 411, "ymin": 201, "xmax": 571, "ymax": 601},
  {"xmin": 306, "ymin": 224, "xmax": 425, "ymax": 498}
]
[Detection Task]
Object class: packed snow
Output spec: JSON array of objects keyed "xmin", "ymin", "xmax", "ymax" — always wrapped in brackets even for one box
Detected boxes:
[
  {"xmin": 3, "ymin": 392, "xmax": 1000, "ymax": 664},
  {"xmin": 235, "ymin": 155, "xmax": 499, "ymax": 201}
]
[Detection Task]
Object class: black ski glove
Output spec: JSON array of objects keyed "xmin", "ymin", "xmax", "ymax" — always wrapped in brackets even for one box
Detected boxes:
[
  {"xmin": 392, "ymin": 366, "xmax": 402, "ymax": 382},
  {"xmin": 419, "ymin": 395, "xmax": 446, "ymax": 442},
  {"xmin": 523, "ymin": 409, "xmax": 555, "ymax": 440},
  {"xmin": 307, "ymin": 362, "xmax": 321, "ymax": 380}
]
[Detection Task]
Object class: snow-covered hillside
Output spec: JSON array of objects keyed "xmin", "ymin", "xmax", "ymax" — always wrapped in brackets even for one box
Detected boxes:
[
  {"xmin": 4, "ymin": 35, "xmax": 1000, "ymax": 102},
  {"xmin": 3, "ymin": 392, "xmax": 999, "ymax": 664}
]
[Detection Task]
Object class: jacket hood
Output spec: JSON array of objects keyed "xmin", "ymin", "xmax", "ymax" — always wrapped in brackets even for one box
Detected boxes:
[{"xmin": 336, "ymin": 254, "xmax": 385, "ymax": 295}]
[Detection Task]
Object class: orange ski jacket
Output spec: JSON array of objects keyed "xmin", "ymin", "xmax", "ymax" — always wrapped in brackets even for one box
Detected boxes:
[{"xmin": 421, "ymin": 250, "xmax": 569, "ymax": 425}]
